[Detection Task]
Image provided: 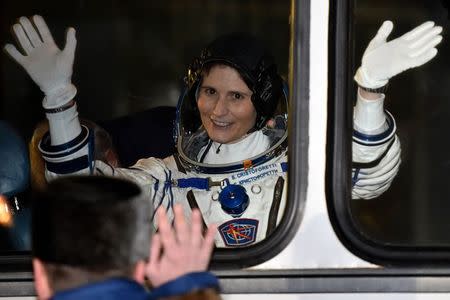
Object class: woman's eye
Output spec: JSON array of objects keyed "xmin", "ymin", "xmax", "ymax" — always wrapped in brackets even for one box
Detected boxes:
[
  {"xmin": 204, "ymin": 88, "xmax": 216, "ymax": 95},
  {"xmin": 232, "ymin": 93, "xmax": 242, "ymax": 100}
]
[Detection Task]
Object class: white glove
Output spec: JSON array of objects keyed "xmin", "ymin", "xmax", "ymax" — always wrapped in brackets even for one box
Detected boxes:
[
  {"xmin": 3, "ymin": 15, "xmax": 77, "ymax": 109},
  {"xmin": 354, "ymin": 20, "xmax": 443, "ymax": 89}
]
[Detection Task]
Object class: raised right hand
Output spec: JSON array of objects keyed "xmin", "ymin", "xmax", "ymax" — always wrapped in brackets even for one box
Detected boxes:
[
  {"xmin": 3, "ymin": 15, "xmax": 77, "ymax": 109},
  {"xmin": 145, "ymin": 204, "xmax": 217, "ymax": 288}
]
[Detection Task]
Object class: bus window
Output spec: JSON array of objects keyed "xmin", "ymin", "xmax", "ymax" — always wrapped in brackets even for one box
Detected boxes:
[
  {"xmin": 0, "ymin": 0, "xmax": 299, "ymax": 263},
  {"xmin": 329, "ymin": 0, "xmax": 450, "ymax": 263}
]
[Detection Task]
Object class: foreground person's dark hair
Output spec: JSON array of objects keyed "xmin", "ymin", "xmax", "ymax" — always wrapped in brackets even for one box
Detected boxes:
[{"xmin": 32, "ymin": 176, "xmax": 152, "ymax": 291}]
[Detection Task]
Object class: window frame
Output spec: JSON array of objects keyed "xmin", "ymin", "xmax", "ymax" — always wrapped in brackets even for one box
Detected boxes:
[{"xmin": 327, "ymin": 0, "xmax": 450, "ymax": 266}]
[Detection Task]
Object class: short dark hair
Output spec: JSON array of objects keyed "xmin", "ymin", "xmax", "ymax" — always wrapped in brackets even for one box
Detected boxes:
[{"xmin": 32, "ymin": 176, "xmax": 152, "ymax": 288}]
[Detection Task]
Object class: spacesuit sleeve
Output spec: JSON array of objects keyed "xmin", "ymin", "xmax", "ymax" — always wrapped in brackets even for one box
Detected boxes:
[
  {"xmin": 39, "ymin": 124, "xmax": 168, "ymax": 187},
  {"xmin": 39, "ymin": 113, "xmax": 92, "ymax": 181},
  {"xmin": 37, "ymin": 96, "xmax": 178, "ymax": 227},
  {"xmin": 351, "ymin": 90, "xmax": 401, "ymax": 199},
  {"xmin": 39, "ymin": 118, "xmax": 173, "ymax": 219},
  {"xmin": 37, "ymin": 99, "xmax": 165, "ymax": 180}
]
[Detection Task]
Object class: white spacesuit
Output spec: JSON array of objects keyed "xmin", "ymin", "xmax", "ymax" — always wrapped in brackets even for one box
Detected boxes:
[{"xmin": 4, "ymin": 16, "xmax": 442, "ymax": 247}]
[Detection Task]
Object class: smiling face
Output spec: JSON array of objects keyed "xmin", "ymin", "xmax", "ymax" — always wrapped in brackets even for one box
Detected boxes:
[{"xmin": 197, "ymin": 64, "xmax": 257, "ymax": 144}]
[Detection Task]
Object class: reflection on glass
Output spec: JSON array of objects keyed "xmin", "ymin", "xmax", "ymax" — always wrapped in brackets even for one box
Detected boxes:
[
  {"xmin": 351, "ymin": 0, "xmax": 449, "ymax": 246},
  {"xmin": 0, "ymin": 121, "xmax": 31, "ymax": 251},
  {"xmin": 0, "ymin": 196, "xmax": 13, "ymax": 228}
]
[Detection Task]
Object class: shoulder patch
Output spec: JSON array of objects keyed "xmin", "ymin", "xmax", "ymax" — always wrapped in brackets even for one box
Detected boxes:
[{"xmin": 218, "ymin": 218, "xmax": 259, "ymax": 247}]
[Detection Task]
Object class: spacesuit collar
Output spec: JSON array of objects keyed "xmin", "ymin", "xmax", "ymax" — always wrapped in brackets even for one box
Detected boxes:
[
  {"xmin": 176, "ymin": 127, "xmax": 287, "ymax": 174},
  {"xmin": 200, "ymin": 131, "xmax": 270, "ymax": 164}
]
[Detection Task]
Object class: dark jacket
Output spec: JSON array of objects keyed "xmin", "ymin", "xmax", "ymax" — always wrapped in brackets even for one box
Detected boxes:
[{"xmin": 51, "ymin": 272, "xmax": 220, "ymax": 300}]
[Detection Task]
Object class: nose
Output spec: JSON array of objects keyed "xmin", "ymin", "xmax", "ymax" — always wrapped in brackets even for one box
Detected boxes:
[{"xmin": 212, "ymin": 96, "xmax": 228, "ymax": 117}]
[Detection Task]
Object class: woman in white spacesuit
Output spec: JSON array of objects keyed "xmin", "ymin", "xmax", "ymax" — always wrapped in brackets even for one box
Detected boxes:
[{"xmin": 3, "ymin": 16, "xmax": 442, "ymax": 247}]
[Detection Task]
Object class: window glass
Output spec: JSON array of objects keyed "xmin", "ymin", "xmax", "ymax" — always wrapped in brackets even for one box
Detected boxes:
[
  {"xmin": 0, "ymin": 0, "xmax": 290, "ymax": 252},
  {"xmin": 350, "ymin": 0, "xmax": 450, "ymax": 246}
]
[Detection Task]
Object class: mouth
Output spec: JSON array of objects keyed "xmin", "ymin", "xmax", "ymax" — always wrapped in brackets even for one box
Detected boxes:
[{"xmin": 211, "ymin": 119, "xmax": 232, "ymax": 128}]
